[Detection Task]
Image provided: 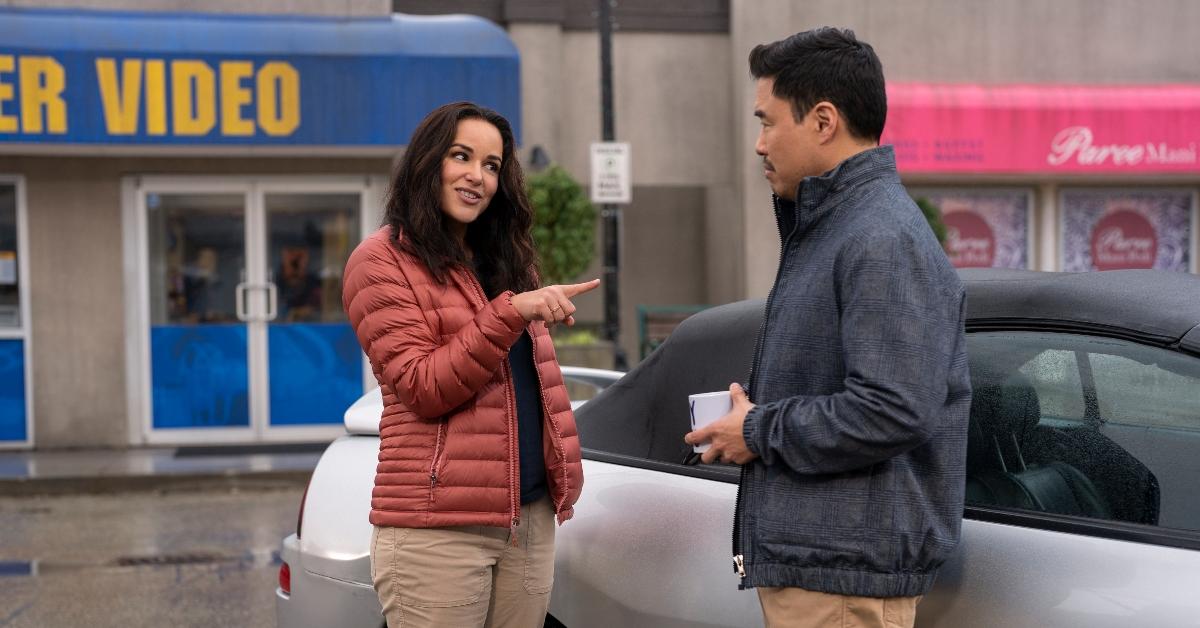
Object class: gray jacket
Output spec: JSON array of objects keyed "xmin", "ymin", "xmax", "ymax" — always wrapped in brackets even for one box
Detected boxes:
[{"xmin": 735, "ymin": 146, "xmax": 971, "ymax": 598}]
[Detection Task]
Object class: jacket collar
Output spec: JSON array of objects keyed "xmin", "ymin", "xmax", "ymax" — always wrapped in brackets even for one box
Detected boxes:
[{"xmin": 773, "ymin": 145, "xmax": 899, "ymax": 242}]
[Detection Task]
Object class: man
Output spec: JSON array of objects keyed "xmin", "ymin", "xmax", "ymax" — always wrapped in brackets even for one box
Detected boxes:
[{"xmin": 685, "ymin": 28, "xmax": 971, "ymax": 628}]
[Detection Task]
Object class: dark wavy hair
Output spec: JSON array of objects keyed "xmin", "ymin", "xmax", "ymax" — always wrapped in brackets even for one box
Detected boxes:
[
  {"xmin": 749, "ymin": 27, "xmax": 887, "ymax": 142},
  {"xmin": 384, "ymin": 101, "xmax": 539, "ymax": 297}
]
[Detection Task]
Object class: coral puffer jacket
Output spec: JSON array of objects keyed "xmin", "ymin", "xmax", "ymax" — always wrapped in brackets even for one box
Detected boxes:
[{"xmin": 343, "ymin": 227, "xmax": 583, "ymax": 530}]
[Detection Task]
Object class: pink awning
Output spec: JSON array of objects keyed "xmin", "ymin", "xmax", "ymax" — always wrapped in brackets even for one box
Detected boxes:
[{"xmin": 883, "ymin": 83, "xmax": 1200, "ymax": 174}]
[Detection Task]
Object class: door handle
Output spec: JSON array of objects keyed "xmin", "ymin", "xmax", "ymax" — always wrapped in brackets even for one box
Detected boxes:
[
  {"xmin": 265, "ymin": 282, "xmax": 278, "ymax": 322},
  {"xmin": 235, "ymin": 282, "xmax": 250, "ymax": 322}
]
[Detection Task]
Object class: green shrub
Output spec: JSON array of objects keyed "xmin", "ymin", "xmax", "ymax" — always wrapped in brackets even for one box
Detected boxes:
[
  {"xmin": 527, "ymin": 165, "xmax": 597, "ymax": 285},
  {"xmin": 914, "ymin": 196, "xmax": 947, "ymax": 246}
]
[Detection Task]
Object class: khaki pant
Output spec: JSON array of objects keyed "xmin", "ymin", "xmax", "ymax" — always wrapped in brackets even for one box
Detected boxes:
[
  {"xmin": 757, "ymin": 586, "xmax": 922, "ymax": 628},
  {"xmin": 370, "ymin": 497, "xmax": 556, "ymax": 628}
]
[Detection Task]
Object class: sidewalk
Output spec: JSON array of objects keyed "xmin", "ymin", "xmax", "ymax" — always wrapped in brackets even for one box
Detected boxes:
[{"xmin": 0, "ymin": 443, "xmax": 325, "ymax": 496}]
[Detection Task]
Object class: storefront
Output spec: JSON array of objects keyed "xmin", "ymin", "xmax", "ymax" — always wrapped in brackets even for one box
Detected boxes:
[
  {"xmin": 0, "ymin": 7, "xmax": 520, "ymax": 448},
  {"xmin": 887, "ymin": 84, "xmax": 1200, "ymax": 274}
]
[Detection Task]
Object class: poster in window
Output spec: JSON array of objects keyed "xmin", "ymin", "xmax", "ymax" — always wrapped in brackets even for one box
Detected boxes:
[
  {"xmin": 0, "ymin": 251, "xmax": 15, "ymax": 285},
  {"xmin": 1061, "ymin": 189, "xmax": 1193, "ymax": 272},
  {"xmin": 911, "ymin": 189, "xmax": 1031, "ymax": 269}
]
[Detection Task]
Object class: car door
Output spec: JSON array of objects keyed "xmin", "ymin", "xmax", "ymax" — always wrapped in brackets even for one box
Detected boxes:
[
  {"xmin": 550, "ymin": 454, "xmax": 763, "ymax": 628},
  {"xmin": 918, "ymin": 329, "xmax": 1200, "ymax": 628}
]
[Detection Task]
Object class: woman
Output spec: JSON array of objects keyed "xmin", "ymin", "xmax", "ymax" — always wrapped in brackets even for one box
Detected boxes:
[{"xmin": 342, "ymin": 101, "xmax": 598, "ymax": 628}]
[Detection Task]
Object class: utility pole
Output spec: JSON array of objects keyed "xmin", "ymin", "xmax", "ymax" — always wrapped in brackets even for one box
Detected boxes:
[{"xmin": 598, "ymin": 0, "xmax": 628, "ymax": 371}]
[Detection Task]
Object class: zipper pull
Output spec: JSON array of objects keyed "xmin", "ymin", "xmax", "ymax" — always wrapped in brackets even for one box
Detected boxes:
[
  {"xmin": 509, "ymin": 516, "xmax": 520, "ymax": 548},
  {"xmin": 430, "ymin": 472, "xmax": 437, "ymax": 489},
  {"xmin": 733, "ymin": 554, "xmax": 746, "ymax": 578}
]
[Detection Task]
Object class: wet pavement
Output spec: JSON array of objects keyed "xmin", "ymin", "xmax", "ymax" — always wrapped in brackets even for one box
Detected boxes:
[
  {"xmin": 0, "ymin": 445, "xmax": 321, "ymax": 495},
  {"xmin": 0, "ymin": 485, "xmax": 305, "ymax": 627}
]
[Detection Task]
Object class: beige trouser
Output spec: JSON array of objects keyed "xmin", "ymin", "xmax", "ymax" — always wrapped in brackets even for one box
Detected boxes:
[
  {"xmin": 757, "ymin": 586, "xmax": 922, "ymax": 628},
  {"xmin": 370, "ymin": 497, "xmax": 556, "ymax": 628}
]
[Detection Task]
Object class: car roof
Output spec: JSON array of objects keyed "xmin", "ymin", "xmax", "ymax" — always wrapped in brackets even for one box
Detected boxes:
[{"xmin": 960, "ymin": 269, "xmax": 1200, "ymax": 347}]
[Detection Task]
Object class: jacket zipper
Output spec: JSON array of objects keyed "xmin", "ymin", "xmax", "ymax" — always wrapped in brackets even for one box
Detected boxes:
[
  {"xmin": 461, "ymin": 269, "xmax": 522, "ymax": 536},
  {"xmin": 529, "ymin": 331, "xmax": 568, "ymax": 517},
  {"xmin": 733, "ymin": 194, "xmax": 793, "ymax": 582},
  {"xmin": 502, "ymin": 359, "xmax": 521, "ymax": 544},
  {"xmin": 429, "ymin": 421, "xmax": 446, "ymax": 500}
]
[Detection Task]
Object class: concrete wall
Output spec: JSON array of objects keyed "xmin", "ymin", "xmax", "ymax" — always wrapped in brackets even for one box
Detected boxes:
[
  {"xmin": 1, "ymin": 0, "xmax": 389, "ymax": 16},
  {"xmin": 0, "ymin": 156, "xmax": 390, "ymax": 448},
  {"xmin": 730, "ymin": 0, "xmax": 1200, "ymax": 298}
]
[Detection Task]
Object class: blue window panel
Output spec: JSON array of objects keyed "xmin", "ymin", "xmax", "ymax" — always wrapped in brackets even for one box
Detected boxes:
[
  {"xmin": 150, "ymin": 325, "xmax": 249, "ymax": 429},
  {"xmin": 0, "ymin": 339, "xmax": 27, "ymax": 442},
  {"xmin": 268, "ymin": 322, "xmax": 361, "ymax": 426}
]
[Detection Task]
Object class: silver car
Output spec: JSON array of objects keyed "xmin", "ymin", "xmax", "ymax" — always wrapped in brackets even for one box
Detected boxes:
[{"xmin": 277, "ymin": 269, "xmax": 1200, "ymax": 628}]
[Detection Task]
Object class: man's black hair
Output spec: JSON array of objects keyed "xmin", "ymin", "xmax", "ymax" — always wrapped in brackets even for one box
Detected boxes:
[{"xmin": 749, "ymin": 27, "xmax": 887, "ymax": 142}]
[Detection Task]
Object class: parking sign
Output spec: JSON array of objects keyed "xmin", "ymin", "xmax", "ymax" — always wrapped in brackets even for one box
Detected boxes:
[{"xmin": 590, "ymin": 142, "xmax": 631, "ymax": 204}]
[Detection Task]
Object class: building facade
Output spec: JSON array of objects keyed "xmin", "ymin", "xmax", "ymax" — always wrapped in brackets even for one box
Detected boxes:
[
  {"xmin": 2, "ymin": 0, "xmax": 1197, "ymax": 449},
  {"xmin": 400, "ymin": 0, "xmax": 1200, "ymax": 354}
]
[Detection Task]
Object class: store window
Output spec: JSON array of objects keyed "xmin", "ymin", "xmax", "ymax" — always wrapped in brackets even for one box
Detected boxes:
[
  {"xmin": 1061, "ymin": 188, "xmax": 1195, "ymax": 272},
  {"xmin": 0, "ymin": 180, "xmax": 27, "ymax": 444},
  {"xmin": 909, "ymin": 188, "xmax": 1033, "ymax": 269},
  {"xmin": 0, "ymin": 185, "xmax": 18, "ymax": 328}
]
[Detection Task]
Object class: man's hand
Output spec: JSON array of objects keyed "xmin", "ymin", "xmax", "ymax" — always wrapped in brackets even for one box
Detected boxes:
[{"xmin": 684, "ymin": 383, "xmax": 759, "ymax": 465}]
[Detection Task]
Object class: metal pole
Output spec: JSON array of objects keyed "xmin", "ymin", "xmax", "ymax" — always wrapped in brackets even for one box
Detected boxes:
[{"xmin": 599, "ymin": 0, "xmax": 628, "ymax": 371}]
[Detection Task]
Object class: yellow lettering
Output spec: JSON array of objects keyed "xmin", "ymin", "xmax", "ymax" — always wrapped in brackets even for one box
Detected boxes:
[
  {"xmin": 219, "ymin": 61, "xmax": 254, "ymax": 136},
  {"xmin": 257, "ymin": 62, "xmax": 299, "ymax": 136},
  {"xmin": 145, "ymin": 60, "xmax": 166, "ymax": 136},
  {"xmin": 0, "ymin": 56, "xmax": 15, "ymax": 133},
  {"xmin": 19, "ymin": 56, "xmax": 67, "ymax": 134},
  {"xmin": 171, "ymin": 60, "xmax": 215, "ymax": 136},
  {"xmin": 96, "ymin": 58, "xmax": 142, "ymax": 135}
]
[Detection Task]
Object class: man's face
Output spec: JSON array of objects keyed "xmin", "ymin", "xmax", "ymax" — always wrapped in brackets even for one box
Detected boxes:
[{"xmin": 754, "ymin": 77, "xmax": 823, "ymax": 201}]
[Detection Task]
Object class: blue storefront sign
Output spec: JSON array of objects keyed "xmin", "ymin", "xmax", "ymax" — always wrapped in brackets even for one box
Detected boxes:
[{"xmin": 0, "ymin": 7, "xmax": 521, "ymax": 148}]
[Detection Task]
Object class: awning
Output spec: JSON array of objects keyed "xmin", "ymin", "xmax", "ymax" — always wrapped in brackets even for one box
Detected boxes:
[
  {"xmin": 0, "ymin": 7, "xmax": 520, "ymax": 153},
  {"xmin": 883, "ymin": 83, "xmax": 1200, "ymax": 174}
]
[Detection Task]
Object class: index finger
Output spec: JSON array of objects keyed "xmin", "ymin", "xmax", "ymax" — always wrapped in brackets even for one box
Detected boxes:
[
  {"xmin": 684, "ymin": 421, "xmax": 716, "ymax": 444},
  {"xmin": 561, "ymin": 278, "xmax": 601, "ymax": 298}
]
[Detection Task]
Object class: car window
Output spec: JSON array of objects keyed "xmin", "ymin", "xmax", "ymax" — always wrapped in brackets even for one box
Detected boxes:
[
  {"xmin": 1018, "ymin": 349, "xmax": 1085, "ymax": 425},
  {"xmin": 966, "ymin": 331, "xmax": 1200, "ymax": 535},
  {"xmin": 1091, "ymin": 352, "xmax": 1200, "ymax": 432}
]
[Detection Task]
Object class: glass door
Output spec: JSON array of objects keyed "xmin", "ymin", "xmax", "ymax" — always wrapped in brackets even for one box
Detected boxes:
[
  {"xmin": 131, "ymin": 177, "xmax": 375, "ymax": 444},
  {"xmin": 261, "ymin": 191, "xmax": 362, "ymax": 434},
  {"xmin": 145, "ymin": 191, "xmax": 252, "ymax": 433},
  {"xmin": 0, "ymin": 177, "xmax": 30, "ymax": 448}
]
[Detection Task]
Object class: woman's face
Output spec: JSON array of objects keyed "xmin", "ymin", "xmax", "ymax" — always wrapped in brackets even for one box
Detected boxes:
[{"xmin": 440, "ymin": 117, "xmax": 504, "ymax": 239}]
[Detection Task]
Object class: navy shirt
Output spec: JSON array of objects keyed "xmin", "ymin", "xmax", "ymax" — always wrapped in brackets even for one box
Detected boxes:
[{"xmin": 509, "ymin": 331, "xmax": 548, "ymax": 504}]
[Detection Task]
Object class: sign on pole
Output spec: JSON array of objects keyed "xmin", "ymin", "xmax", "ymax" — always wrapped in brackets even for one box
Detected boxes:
[{"xmin": 590, "ymin": 142, "xmax": 632, "ymax": 204}]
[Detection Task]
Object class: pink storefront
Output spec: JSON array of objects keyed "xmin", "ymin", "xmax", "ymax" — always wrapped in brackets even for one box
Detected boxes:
[{"xmin": 885, "ymin": 84, "xmax": 1200, "ymax": 274}]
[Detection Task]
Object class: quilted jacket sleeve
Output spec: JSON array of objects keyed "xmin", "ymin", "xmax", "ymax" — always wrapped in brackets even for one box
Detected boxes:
[{"xmin": 343, "ymin": 236, "xmax": 527, "ymax": 419}]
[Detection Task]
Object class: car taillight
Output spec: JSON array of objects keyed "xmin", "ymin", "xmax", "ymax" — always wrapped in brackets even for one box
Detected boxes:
[
  {"xmin": 279, "ymin": 562, "xmax": 291, "ymax": 594},
  {"xmin": 296, "ymin": 483, "xmax": 309, "ymax": 539}
]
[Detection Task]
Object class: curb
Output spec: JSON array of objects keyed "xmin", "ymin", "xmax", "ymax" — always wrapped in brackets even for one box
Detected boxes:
[{"xmin": 0, "ymin": 470, "xmax": 313, "ymax": 497}]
